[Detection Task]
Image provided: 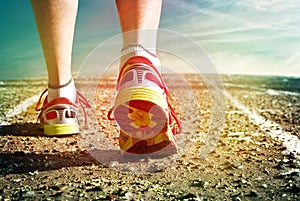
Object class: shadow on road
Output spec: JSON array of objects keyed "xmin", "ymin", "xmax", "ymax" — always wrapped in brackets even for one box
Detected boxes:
[
  {"xmin": 0, "ymin": 123, "xmax": 178, "ymax": 174},
  {"xmin": 0, "ymin": 123, "xmax": 44, "ymax": 137},
  {"xmin": 0, "ymin": 150, "xmax": 103, "ymax": 175}
]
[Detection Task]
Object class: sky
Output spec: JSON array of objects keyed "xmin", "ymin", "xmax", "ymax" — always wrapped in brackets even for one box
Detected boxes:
[{"xmin": 0, "ymin": 0, "xmax": 300, "ymax": 80}]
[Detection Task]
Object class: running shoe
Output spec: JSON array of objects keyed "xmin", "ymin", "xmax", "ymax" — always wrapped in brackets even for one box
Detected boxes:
[
  {"xmin": 108, "ymin": 56, "xmax": 182, "ymax": 154},
  {"xmin": 36, "ymin": 89, "xmax": 91, "ymax": 136}
]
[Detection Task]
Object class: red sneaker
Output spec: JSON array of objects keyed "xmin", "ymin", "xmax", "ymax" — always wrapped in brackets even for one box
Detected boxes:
[
  {"xmin": 36, "ymin": 90, "xmax": 91, "ymax": 136},
  {"xmin": 108, "ymin": 56, "xmax": 182, "ymax": 154}
]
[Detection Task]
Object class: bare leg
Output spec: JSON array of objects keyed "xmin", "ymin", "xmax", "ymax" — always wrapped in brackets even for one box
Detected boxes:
[
  {"xmin": 116, "ymin": 0, "xmax": 162, "ymax": 69},
  {"xmin": 116, "ymin": 0, "xmax": 162, "ymax": 31},
  {"xmin": 31, "ymin": 0, "xmax": 78, "ymax": 87},
  {"xmin": 116, "ymin": 0, "xmax": 162, "ymax": 47},
  {"xmin": 113, "ymin": 1, "xmax": 181, "ymax": 154}
]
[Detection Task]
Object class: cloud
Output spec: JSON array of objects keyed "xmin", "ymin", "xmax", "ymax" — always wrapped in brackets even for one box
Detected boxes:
[
  {"xmin": 161, "ymin": 0, "xmax": 300, "ymax": 76},
  {"xmin": 251, "ymin": 0, "xmax": 300, "ymax": 11}
]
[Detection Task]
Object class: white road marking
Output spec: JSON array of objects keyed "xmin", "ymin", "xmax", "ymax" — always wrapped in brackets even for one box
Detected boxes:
[
  {"xmin": 0, "ymin": 94, "xmax": 40, "ymax": 126},
  {"xmin": 225, "ymin": 91, "xmax": 300, "ymax": 158},
  {"xmin": 224, "ymin": 83, "xmax": 300, "ymax": 96}
]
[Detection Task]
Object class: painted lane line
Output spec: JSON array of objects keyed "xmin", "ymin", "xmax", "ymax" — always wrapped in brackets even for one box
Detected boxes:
[
  {"xmin": 225, "ymin": 91, "xmax": 300, "ymax": 158},
  {"xmin": 224, "ymin": 83, "xmax": 300, "ymax": 96},
  {"xmin": 0, "ymin": 94, "xmax": 40, "ymax": 126}
]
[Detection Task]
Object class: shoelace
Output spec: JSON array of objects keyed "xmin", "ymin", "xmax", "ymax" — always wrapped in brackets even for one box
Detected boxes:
[
  {"xmin": 107, "ymin": 56, "xmax": 182, "ymax": 135},
  {"xmin": 35, "ymin": 89, "xmax": 92, "ymax": 129},
  {"xmin": 77, "ymin": 91, "xmax": 92, "ymax": 128},
  {"xmin": 35, "ymin": 89, "xmax": 48, "ymax": 123}
]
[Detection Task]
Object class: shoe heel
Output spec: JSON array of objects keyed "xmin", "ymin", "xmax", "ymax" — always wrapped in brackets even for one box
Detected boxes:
[
  {"xmin": 44, "ymin": 123, "xmax": 79, "ymax": 136},
  {"xmin": 113, "ymin": 86, "xmax": 174, "ymax": 154}
]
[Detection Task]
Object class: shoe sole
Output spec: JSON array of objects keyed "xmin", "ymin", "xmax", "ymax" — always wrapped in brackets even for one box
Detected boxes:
[
  {"xmin": 114, "ymin": 86, "xmax": 176, "ymax": 154},
  {"xmin": 119, "ymin": 129, "xmax": 177, "ymax": 155},
  {"xmin": 43, "ymin": 123, "xmax": 79, "ymax": 136}
]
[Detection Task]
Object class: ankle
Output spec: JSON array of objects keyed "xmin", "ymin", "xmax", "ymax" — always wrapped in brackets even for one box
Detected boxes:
[
  {"xmin": 120, "ymin": 43, "xmax": 161, "ymax": 72},
  {"xmin": 48, "ymin": 78, "xmax": 77, "ymax": 103}
]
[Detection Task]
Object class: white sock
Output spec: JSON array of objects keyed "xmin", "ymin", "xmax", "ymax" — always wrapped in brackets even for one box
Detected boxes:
[
  {"xmin": 121, "ymin": 29, "xmax": 161, "ymax": 72},
  {"xmin": 48, "ymin": 79, "xmax": 76, "ymax": 103},
  {"xmin": 120, "ymin": 43, "xmax": 161, "ymax": 72}
]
